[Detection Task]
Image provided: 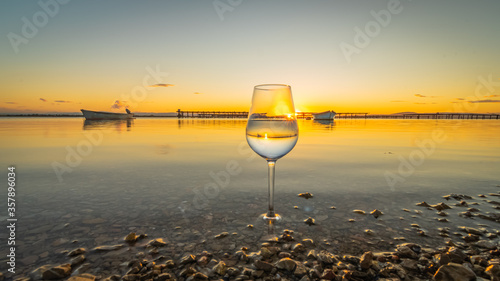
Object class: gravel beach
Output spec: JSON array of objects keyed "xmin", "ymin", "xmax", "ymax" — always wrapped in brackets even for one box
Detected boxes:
[{"xmin": 4, "ymin": 190, "xmax": 500, "ymax": 281}]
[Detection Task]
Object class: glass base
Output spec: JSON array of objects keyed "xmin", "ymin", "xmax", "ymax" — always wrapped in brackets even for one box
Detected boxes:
[
  {"xmin": 260, "ymin": 213, "xmax": 282, "ymax": 222},
  {"xmin": 256, "ymin": 213, "xmax": 281, "ymax": 242}
]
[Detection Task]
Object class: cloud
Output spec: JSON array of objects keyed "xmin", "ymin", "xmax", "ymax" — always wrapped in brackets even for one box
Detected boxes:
[
  {"xmin": 194, "ymin": 92, "xmax": 203, "ymax": 95},
  {"xmin": 111, "ymin": 100, "xmax": 129, "ymax": 109},
  {"xmin": 40, "ymin": 98, "xmax": 47, "ymax": 102},
  {"xmin": 485, "ymin": 94, "xmax": 500, "ymax": 98},
  {"xmin": 454, "ymin": 98, "xmax": 465, "ymax": 100},
  {"xmin": 149, "ymin": 83, "xmax": 174, "ymax": 88},
  {"xmin": 414, "ymin": 102, "xmax": 436, "ymax": 105},
  {"xmin": 468, "ymin": 99, "xmax": 500, "ymax": 103},
  {"xmin": 5, "ymin": 102, "xmax": 17, "ymax": 104},
  {"xmin": 415, "ymin": 94, "xmax": 438, "ymax": 98},
  {"xmin": 54, "ymin": 100, "xmax": 71, "ymax": 103},
  {"xmin": 391, "ymin": 100, "xmax": 406, "ymax": 102}
]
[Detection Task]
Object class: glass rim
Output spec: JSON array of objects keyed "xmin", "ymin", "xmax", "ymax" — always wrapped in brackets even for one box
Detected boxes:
[{"xmin": 254, "ymin": 84, "xmax": 290, "ymax": 90}]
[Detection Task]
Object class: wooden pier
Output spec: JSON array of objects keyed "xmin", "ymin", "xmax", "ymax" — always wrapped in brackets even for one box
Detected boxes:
[
  {"xmin": 336, "ymin": 113, "xmax": 369, "ymax": 119},
  {"xmin": 176, "ymin": 109, "xmax": 499, "ymax": 120},
  {"xmin": 177, "ymin": 109, "xmax": 248, "ymax": 118},
  {"xmin": 368, "ymin": 113, "xmax": 500, "ymax": 119},
  {"xmin": 296, "ymin": 112, "xmax": 368, "ymax": 119},
  {"xmin": 296, "ymin": 112, "xmax": 313, "ymax": 119}
]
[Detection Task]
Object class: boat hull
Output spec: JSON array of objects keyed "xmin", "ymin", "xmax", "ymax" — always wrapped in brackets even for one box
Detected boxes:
[
  {"xmin": 81, "ymin": 109, "xmax": 134, "ymax": 120},
  {"xmin": 312, "ymin": 111, "xmax": 336, "ymax": 120}
]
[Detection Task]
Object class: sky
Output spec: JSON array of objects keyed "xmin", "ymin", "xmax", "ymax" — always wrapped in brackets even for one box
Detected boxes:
[{"xmin": 1, "ymin": 0, "xmax": 500, "ymax": 114}]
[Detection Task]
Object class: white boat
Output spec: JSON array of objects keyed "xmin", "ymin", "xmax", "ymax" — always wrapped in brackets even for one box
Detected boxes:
[
  {"xmin": 312, "ymin": 110, "xmax": 336, "ymax": 120},
  {"xmin": 81, "ymin": 109, "xmax": 134, "ymax": 120}
]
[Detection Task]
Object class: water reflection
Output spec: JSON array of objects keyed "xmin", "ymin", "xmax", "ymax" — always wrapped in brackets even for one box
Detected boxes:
[
  {"xmin": 83, "ymin": 119, "xmax": 133, "ymax": 131},
  {"xmin": 312, "ymin": 119, "xmax": 335, "ymax": 130},
  {"xmin": 177, "ymin": 118, "xmax": 247, "ymax": 129},
  {"xmin": 259, "ymin": 219, "xmax": 279, "ymax": 242},
  {"xmin": 1, "ymin": 118, "xmax": 500, "ymax": 279}
]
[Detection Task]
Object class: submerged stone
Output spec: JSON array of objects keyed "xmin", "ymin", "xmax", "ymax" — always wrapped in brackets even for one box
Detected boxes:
[
  {"xmin": 124, "ymin": 232, "xmax": 138, "ymax": 243},
  {"xmin": 370, "ymin": 209, "xmax": 384, "ymax": 218},
  {"xmin": 298, "ymin": 192, "xmax": 313, "ymax": 199},
  {"xmin": 304, "ymin": 217, "xmax": 315, "ymax": 226},
  {"xmin": 353, "ymin": 210, "xmax": 366, "ymax": 215}
]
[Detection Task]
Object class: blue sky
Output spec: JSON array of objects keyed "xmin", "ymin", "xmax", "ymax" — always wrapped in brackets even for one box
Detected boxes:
[{"xmin": 1, "ymin": 0, "xmax": 499, "ymax": 113}]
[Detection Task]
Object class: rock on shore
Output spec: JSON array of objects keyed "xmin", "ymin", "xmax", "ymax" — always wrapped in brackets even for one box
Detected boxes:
[{"xmin": 22, "ymin": 228, "xmax": 500, "ymax": 281}]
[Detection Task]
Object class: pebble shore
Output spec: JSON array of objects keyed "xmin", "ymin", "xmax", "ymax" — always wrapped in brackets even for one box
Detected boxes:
[{"xmin": 3, "ymin": 191, "xmax": 500, "ymax": 281}]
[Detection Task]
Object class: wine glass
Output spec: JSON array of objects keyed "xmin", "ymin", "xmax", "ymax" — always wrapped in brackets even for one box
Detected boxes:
[{"xmin": 246, "ymin": 84, "xmax": 299, "ymax": 221}]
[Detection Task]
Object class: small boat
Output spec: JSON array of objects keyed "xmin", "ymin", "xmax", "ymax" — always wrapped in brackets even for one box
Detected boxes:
[
  {"xmin": 81, "ymin": 109, "xmax": 134, "ymax": 120},
  {"xmin": 312, "ymin": 110, "xmax": 336, "ymax": 120}
]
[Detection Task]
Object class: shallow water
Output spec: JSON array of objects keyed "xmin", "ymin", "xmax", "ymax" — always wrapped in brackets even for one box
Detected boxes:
[{"xmin": 0, "ymin": 117, "xmax": 499, "ymax": 276}]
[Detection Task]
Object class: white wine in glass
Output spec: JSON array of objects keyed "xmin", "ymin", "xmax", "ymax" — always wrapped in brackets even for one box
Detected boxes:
[{"xmin": 246, "ymin": 84, "xmax": 299, "ymax": 221}]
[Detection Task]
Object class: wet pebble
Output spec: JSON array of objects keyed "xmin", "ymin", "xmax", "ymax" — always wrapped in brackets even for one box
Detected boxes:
[
  {"xmin": 92, "ymin": 245, "xmax": 123, "ymax": 252},
  {"xmin": 416, "ymin": 201, "xmax": 431, "ymax": 207},
  {"xmin": 304, "ymin": 217, "xmax": 315, "ymax": 226},
  {"xmin": 431, "ymin": 202, "xmax": 452, "ymax": 210},
  {"xmin": 147, "ymin": 238, "xmax": 166, "ymax": 247},
  {"xmin": 68, "ymin": 248, "xmax": 86, "ymax": 257},
  {"xmin": 214, "ymin": 232, "xmax": 229, "ymax": 239},
  {"xmin": 124, "ymin": 232, "xmax": 138, "ymax": 243},
  {"xmin": 352, "ymin": 209, "xmax": 366, "ymax": 215},
  {"xmin": 275, "ymin": 258, "xmax": 296, "ymax": 271},
  {"xmin": 298, "ymin": 192, "xmax": 313, "ymax": 199}
]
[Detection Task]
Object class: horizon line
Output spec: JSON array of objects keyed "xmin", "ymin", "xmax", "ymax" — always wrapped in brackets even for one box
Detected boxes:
[{"xmin": 1, "ymin": 111, "xmax": 500, "ymax": 116}]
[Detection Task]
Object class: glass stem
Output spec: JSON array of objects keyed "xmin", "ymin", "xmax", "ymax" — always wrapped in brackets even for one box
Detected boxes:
[
  {"xmin": 267, "ymin": 218, "xmax": 275, "ymax": 235},
  {"xmin": 267, "ymin": 160, "xmax": 276, "ymax": 218}
]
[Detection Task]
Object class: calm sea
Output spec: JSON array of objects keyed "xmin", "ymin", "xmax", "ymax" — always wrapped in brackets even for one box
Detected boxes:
[{"xmin": 0, "ymin": 118, "xmax": 499, "ymax": 275}]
